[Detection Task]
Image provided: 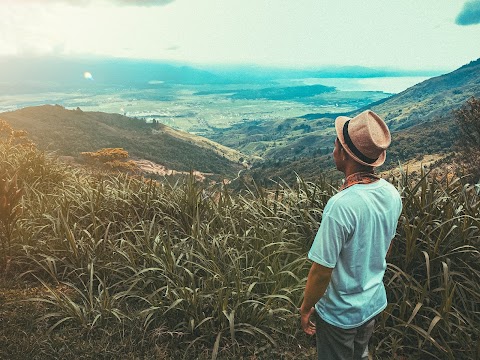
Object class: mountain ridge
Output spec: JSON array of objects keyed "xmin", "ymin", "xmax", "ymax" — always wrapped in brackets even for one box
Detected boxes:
[
  {"xmin": 371, "ymin": 58, "xmax": 480, "ymax": 130},
  {"xmin": 0, "ymin": 55, "xmax": 444, "ymax": 94},
  {"xmin": 0, "ymin": 104, "xmax": 248, "ymax": 178},
  {"xmin": 243, "ymin": 58, "xmax": 480, "ymax": 183}
]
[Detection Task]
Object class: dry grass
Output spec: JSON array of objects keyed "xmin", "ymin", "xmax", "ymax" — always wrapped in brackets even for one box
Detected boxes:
[{"xmin": 1, "ymin": 142, "xmax": 479, "ymax": 359}]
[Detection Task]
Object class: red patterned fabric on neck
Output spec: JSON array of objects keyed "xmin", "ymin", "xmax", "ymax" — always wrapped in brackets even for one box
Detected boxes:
[{"xmin": 340, "ymin": 172, "xmax": 380, "ymax": 191}]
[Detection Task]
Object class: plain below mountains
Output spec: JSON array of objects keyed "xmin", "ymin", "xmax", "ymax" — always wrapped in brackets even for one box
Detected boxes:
[{"xmin": 0, "ymin": 105, "xmax": 248, "ymax": 178}]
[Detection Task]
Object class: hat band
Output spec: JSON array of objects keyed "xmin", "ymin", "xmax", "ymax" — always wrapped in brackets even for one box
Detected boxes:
[{"xmin": 342, "ymin": 120, "xmax": 378, "ymax": 164}]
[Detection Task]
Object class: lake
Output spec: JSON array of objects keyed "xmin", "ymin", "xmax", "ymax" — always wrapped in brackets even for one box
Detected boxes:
[{"xmin": 282, "ymin": 76, "xmax": 431, "ymax": 93}]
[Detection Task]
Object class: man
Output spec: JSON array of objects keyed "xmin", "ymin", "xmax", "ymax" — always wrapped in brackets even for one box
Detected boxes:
[{"xmin": 300, "ymin": 110, "xmax": 402, "ymax": 360}]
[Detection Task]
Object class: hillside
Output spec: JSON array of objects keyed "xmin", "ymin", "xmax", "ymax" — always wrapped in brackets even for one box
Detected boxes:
[
  {"xmin": 236, "ymin": 59, "xmax": 480, "ymax": 183},
  {"xmin": 297, "ymin": 58, "xmax": 480, "ymax": 130},
  {"xmin": 2, "ymin": 59, "xmax": 478, "ymax": 183},
  {"xmin": 371, "ymin": 58, "xmax": 480, "ymax": 131},
  {"xmin": 0, "ymin": 105, "xmax": 247, "ymax": 177}
]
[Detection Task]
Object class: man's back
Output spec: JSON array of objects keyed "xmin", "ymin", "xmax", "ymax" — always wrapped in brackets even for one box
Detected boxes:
[
  {"xmin": 300, "ymin": 110, "xmax": 401, "ymax": 359},
  {"xmin": 308, "ymin": 179, "xmax": 402, "ymax": 328}
]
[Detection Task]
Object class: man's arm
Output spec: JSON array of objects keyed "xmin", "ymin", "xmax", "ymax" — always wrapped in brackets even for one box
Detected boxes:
[{"xmin": 300, "ymin": 262, "xmax": 333, "ymax": 335}]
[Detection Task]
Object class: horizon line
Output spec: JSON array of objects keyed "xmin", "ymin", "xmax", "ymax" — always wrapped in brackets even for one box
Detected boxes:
[{"xmin": 0, "ymin": 53, "xmax": 453, "ymax": 75}]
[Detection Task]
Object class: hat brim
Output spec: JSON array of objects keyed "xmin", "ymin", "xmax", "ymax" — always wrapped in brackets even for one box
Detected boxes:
[{"xmin": 335, "ymin": 115, "xmax": 386, "ymax": 167}]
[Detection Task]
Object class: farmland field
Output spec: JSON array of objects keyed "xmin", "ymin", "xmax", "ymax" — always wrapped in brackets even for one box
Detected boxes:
[{"xmin": 0, "ymin": 77, "xmax": 428, "ymax": 137}]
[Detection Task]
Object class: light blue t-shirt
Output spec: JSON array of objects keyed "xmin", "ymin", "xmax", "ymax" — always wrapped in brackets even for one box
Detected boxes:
[{"xmin": 308, "ymin": 179, "xmax": 402, "ymax": 329}]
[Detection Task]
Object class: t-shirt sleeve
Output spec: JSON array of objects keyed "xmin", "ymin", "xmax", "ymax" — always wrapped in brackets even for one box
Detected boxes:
[{"xmin": 308, "ymin": 213, "xmax": 348, "ymax": 268}]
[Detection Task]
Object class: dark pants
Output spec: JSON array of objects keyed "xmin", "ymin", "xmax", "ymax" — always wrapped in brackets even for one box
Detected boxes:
[{"xmin": 315, "ymin": 312, "xmax": 375, "ymax": 360}]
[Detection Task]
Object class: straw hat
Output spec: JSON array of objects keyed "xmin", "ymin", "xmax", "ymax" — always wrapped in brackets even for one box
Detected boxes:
[{"xmin": 335, "ymin": 110, "xmax": 391, "ymax": 167}]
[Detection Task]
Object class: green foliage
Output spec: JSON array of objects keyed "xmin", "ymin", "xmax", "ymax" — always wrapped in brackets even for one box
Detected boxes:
[
  {"xmin": 228, "ymin": 84, "xmax": 335, "ymax": 101},
  {"xmin": 385, "ymin": 116, "xmax": 456, "ymax": 168},
  {"xmin": 1, "ymin": 106, "xmax": 242, "ymax": 177},
  {"xmin": 374, "ymin": 167, "xmax": 480, "ymax": 359},
  {"xmin": 1, "ymin": 143, "xmax": 479, "ymax": 359},
  {"xmin": 0, "ymin": 171, "xmax": 23, "ymax": 268},
  {"xmin": 454, "ymin": 96, "xmax": 480, "ymax": 181}
]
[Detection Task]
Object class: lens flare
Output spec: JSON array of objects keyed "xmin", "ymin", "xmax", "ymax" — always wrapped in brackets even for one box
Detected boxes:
[{"xmin": 83, "ymin": 71, "xmax": 93, "ymax": 80}]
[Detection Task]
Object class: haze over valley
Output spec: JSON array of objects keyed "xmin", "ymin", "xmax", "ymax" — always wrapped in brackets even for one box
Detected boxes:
[
  {"xmin": 0, "ymin": 56, "xmax": 441, "ymax": 178},
  {"xmin": 1, "ymin": 56, "xmax": 479, "ymax": 184},
  {"xmin": 0, "ymin": 57, "xmax": 432, "ymax": 136}
]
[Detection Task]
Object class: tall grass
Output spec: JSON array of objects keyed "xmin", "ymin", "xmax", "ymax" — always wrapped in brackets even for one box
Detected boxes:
[
  {"xmin": 2, "ymin": 143, "xmax": 479, "ymax": 359},
  {"xmin": 376, "ymin": 168, "xmax": 480, "ymax": 359}
]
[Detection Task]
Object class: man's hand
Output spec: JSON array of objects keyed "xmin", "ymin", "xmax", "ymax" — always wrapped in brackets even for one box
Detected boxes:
[
  {"xmin": 300, "ymin": 262, "xmax": 332, "ymax": 335},
  {"xmin": 300, "ymin": 306, "xmax": 316, "ymax": 335}
]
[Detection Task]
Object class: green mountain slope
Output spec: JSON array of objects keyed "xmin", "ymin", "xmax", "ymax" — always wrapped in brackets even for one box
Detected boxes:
[
  {"xmin": 371, "ymin": 58, "xmax": 480, "ymax": 131},
  {"xmin": 0, "ymin": 105, "xmax": 246, "ymax": 177},
  {"xmin": 246, "ymin": 59, "xmax": 480, "ymax": 183}
]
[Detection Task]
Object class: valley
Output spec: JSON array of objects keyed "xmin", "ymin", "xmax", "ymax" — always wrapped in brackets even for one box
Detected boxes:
[
  {"xmin": 0, "ymin": 81, "xmax": 391, "ymax": 138},
  {"xmin": 1, "ymin": 58, "xmax": 478, "ymax": 184}
]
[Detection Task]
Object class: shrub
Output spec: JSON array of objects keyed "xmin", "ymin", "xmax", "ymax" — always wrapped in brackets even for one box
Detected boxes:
[{"xmin": 454, "ymin": 96, "xmax": 480, "ymax": 181}]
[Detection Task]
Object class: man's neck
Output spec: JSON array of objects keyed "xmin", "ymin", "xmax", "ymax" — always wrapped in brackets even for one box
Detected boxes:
[
  {"xmin": 340, "ymin": 168, "xmax": 379, "ymax": 191},
  {"xmin": 343, "ymin": 163, "xmax": 374, "ymax": 178}
]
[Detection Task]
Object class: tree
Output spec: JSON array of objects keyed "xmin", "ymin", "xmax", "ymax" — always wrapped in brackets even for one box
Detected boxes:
[{"xmin": 454, "ymin": 96, "xmax": 480, "ymax": 181}]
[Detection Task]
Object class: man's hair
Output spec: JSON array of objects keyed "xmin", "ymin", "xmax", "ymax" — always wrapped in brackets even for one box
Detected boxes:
[{"xmin": 337, "ymin": 137, "xmax": 375, "ymax": 172}]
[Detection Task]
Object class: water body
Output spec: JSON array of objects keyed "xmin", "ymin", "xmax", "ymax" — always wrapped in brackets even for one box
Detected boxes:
[{"xmin": 285, "ymin": 76, "xmax": 431, "ymax": 94}]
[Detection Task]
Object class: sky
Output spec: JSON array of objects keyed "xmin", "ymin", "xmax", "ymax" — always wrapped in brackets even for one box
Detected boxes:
[{"xmin": 1, "ymin": 0, "xmax": 479, "ymax": 71}]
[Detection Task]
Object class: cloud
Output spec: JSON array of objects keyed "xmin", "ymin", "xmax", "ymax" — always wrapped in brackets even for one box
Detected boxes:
[
  {"xmin": 456, "ymin": 0, "xmax": 480, "ymax": 25},
  {"xmin": 13, "ymin": 0, "xmax": 90, "ymax": 4},
  {"xmin": 13, "ymin": 0, "xmax": 174, "ymax": 6},
  {"xmin": 114, "ymin": 0, "xmax": 174, "ymax": 5}
]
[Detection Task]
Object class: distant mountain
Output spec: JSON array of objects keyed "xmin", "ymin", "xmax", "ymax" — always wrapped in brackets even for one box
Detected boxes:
[
  {"xmin": 198, "ymin": 64, "xmax": 444, "ymax": 83},
  {"xmin": 0, "ymin": 55, "xmax": 443, "ymax": 95},
  {"xmin": 0, "ymin": 105, "xmax": 247, "ymax": 177},
  {"xmin": 300, "ymin": 58, "xmax": 480, "ymax": 130},
  {"xmin": 349, "ymin": 58, "xmax": 480, "ymax": 165},
  {"xmin": 0, "ymin": 56, "xmax": 228, "ymax": 94},
  {"xmin": 207, "ymin": 62, "xmax": 476, "ymax": 165}
]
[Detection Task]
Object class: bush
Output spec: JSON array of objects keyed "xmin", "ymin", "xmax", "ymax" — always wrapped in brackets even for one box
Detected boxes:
[{"xmin": 454, "ymin": 96, "xmax": 480, "ymax": 181}]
